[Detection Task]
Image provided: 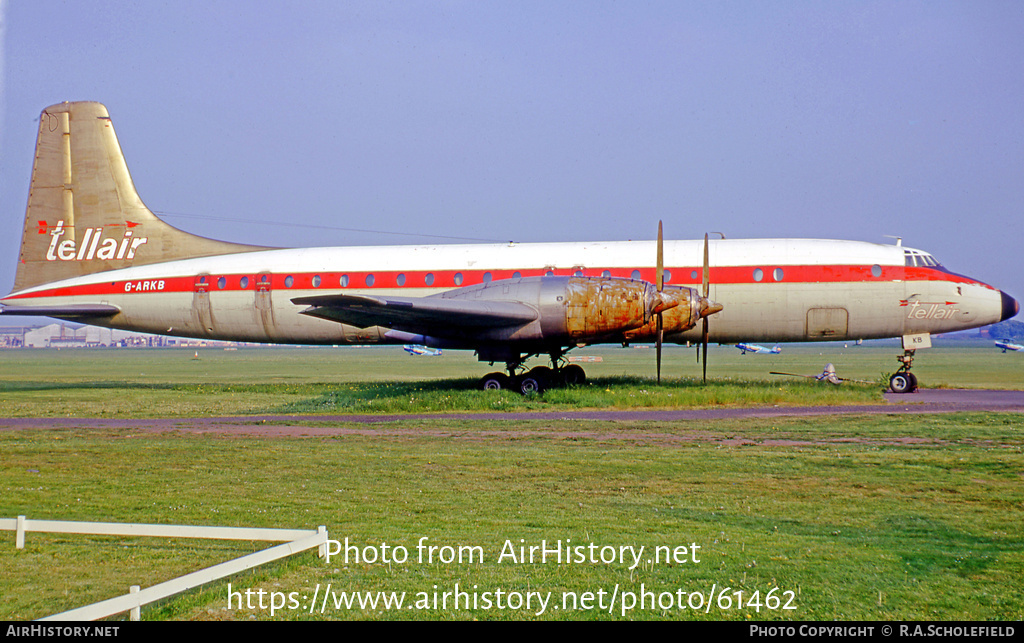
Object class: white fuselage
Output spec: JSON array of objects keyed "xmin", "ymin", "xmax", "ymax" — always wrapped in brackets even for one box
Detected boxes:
[{"xmin": 1, "ymin": 237, "xmax": 1007, "ymax": 346}]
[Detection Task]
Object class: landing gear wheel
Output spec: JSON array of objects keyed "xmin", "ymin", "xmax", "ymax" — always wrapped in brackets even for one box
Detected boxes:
[
  {"xmin": 517, "ymin": 375, "xmax": 545, "ymax": 395},
  {"xmin": 523, "ymin": 366, "xmax": 553, "ymax": 392},
  {"xmin": 562, "ymin": 364, "xmax": 586, "ymax": 385},
  {"xmin": 527, "ymin": 366, "xmax": 554, "ymax": 380},
  {"xmin": 889, "ymin": 349, "xmax": 919, "ymax": 394},
  {"xmin": 480, "ymin": 372, "xmax": 510, "ymax": 391},
  {"xmin": 889, "ymin": 372, "xmax": 917, "ymax": 394}
]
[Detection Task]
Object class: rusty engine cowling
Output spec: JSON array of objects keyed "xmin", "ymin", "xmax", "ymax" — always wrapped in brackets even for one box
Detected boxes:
[
  {"xmin": 622, "ymin": 284, "xmax": 711, "ymax": 343},
  {"xmin": 436, "ymin": 276, "xmax": 703, "ymax": 345}
]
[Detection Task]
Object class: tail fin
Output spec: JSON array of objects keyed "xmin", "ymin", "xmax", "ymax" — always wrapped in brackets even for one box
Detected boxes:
[{"xmin": 11, "ymin": 101, "xmax": 265, "ymax": 293}]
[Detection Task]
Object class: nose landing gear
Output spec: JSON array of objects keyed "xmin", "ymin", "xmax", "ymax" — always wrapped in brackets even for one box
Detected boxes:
[{"xmin": 889, "ymin": 349, "xmax": 918, "ymax": 394}]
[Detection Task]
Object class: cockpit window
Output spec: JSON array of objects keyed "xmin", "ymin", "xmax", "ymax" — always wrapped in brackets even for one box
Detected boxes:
[{"xmin": 904, "ymin": 250, "xmax": 944, "ymax": 268}]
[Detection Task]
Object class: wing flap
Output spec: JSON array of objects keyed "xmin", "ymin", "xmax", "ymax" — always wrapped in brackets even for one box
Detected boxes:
[{"xmin": 292, "ymin": 294, "xmax": 537, "ymax": 331}]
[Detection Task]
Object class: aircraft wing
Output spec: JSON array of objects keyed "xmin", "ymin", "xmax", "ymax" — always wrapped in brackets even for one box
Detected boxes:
[
  {"xmin": 292, "ymin": 294, "xmax": 538, "ymax": 332},
  {"xmin": 0, "ymin": 303, "xmax": 120, "ymax": 318}
]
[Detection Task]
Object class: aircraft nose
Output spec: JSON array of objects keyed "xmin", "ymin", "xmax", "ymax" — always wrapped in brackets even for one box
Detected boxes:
[{"xmin": 1001, "ymin": 291, "xmax": 1019, "ymax": 321}]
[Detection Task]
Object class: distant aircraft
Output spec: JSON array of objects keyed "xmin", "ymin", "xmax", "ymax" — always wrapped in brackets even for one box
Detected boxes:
[
  {"xmin": 735, "ymin": 342, "xmax": 781, "ymax": 354},
  {"xmin": 0, "ymin": 102, "xmax": 1018, "ymax": 395},
  {"xmin": 404, "ymin": 344, "xmax": 442, "ymax": 356},
  {"xmin": 994, "ymin": 339, "xmax": 1024, "ymax": 352},
  {"xmin": 770, "ymin": 364, "xmax": 875, "ymax": 386}
]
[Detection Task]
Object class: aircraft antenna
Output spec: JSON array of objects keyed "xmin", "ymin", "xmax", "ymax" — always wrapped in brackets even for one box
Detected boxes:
[{"xmin": 154, "ymin": 211, "xmax": 515, "ymax": 244}]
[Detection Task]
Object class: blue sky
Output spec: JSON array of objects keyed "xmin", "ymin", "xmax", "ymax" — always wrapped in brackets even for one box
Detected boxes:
[{"xmin": 2, "ymin": 1, "xmax": 1022, "ymax": 303}]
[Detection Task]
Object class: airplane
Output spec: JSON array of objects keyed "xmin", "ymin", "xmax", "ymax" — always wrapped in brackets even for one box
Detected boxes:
[
  {"xmin": 0, "ymin": 102, "xmax": 1019, "ymax": 395},
  {"xmin": 994, "ymin": 339, "xmax": 1024, "ymax": 352},
  {"xmin": 770, "ymin": 363, "xmax": 875, "ymax": 386},
  {"xmin": 735, "ymin": 342, "xmax": 781, "ymax": 354},
  {"xmin": 404, "ymin": 344, "xmax": 443, "ymax": 356}
]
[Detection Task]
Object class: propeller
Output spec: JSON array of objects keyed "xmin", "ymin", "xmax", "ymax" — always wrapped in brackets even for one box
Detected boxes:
[
  {"xmin": 696, "ymin": 233, "xmax": 723, "ymax": 382},
  {"xmin": 652, "ymin": 223, "xmax": 722, "ymax": 384},
  {"xmin": 656, "ymin": 221, "xmax": 664, "ymax": 383},
  {"xmin": 701, "ymin": 233, "xmax": 709, "ymax": 381}
]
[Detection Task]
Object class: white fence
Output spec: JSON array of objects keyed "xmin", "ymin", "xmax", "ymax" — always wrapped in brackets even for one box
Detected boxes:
[{"xmin": 2, "ymin": 515, "xmax": 329, "ymax": 621}]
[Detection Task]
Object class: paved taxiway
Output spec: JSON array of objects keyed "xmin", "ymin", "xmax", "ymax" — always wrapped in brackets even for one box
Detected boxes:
[{"xmin": 0, "ymin": 389, "xmax": 1021, "ymax": 435}]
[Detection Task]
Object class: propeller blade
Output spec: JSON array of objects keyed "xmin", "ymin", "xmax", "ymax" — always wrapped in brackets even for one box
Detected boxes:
[
  {"xmin": 657, "ymin": 220, "xmax": 664, "ymax": 292},
  {"xmin": 701, "ymin": 233, "xmax": 710, "ymax": 383},
  {"xmin": 702, "ymin": 317, "xmax": 708, "ymax": 382},
  {"xmin": 703, "ymin": 233, "xmax": 710, "ymax": 299},
  {"xmin": 656, "ymin": 314, "xmax": 663, "ymax": 384},
  {"xmin": 656, "ymin": 220, "xmax": 663, "ymax": 383}
]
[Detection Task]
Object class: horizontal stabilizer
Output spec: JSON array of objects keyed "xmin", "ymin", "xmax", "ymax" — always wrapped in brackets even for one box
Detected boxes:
[
  {"xmin": 292, "ymin": 294, "xmax": 537, "ymax": 331},
  {"xmin": 0, "ymin": 303, "xmax": 120, "ymax": 318}
]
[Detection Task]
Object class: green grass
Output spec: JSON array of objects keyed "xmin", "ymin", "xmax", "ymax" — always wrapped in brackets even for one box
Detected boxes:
[
  {"xmin": 1, "ymin": 343, "xmax": 1020, "ymax": 417},
  {"xmin": 1, "ymin": 413, "xmax": 1023, "ymax": 620},
  {"xmin": 0, "ymin": 376, "xmax": 884, "ymax": 418},
  {"xmin": 0, "ymin": 345, "xmax": 1022, "ymax": 620}
]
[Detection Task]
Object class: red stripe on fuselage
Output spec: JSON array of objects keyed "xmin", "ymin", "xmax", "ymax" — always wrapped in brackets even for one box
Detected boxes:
[{"xmin": 3, "ymin": 264, "xmax": 994, "ymax": 301}]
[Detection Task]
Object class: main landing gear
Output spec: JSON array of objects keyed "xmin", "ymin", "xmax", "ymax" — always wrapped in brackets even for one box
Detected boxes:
[
  {"xmin": 479, "ymin": 351, "xmax": 587, "ymax": 395},
  {"xmin": 888, "ymin": 349, "xmax": 918, "ymax": 394}
]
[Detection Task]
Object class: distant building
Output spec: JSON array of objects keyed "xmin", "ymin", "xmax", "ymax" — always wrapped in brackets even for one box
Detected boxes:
[
  {"xmin": 3, "ymin": 322, "xmax": 259, "ymax": 349},
  {"xmin": 19, "ymin": 323, "xmax": 175, "ymax": 348},
  {"xmin": 0, "ymin": 326, "xmax": 30, "ymax": 348}
]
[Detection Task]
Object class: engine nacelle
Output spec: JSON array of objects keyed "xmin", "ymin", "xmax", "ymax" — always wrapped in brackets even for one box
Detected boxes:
[
  {"xmin": 435, "ymin": 275, "xmax": 702, "ymax": 345},
  {"xmin": 622, "ymin": 285, "xmax": 707, "ymax": 343}
]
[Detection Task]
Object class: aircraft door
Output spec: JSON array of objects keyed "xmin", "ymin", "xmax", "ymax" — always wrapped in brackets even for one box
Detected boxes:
[{"xmin": 806, "ymin": 307, "xmax": 849, "ymax": 339}]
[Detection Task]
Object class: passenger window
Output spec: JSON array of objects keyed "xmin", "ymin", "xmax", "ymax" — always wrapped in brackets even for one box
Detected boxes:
[
  {"xmin": 483, "ymin": 272, "xmax": 492, "ymax": 282},
  {"xmin": 773, "ymin": 268, "xmax": 783, "ymax": 282},
  {"xmin": 365, "ymin": 274, "xmax": 375, "ymax": 287},
  {"xmin": 513, "ymin": 271, "xmax": 522, "ymax": 279},
  {"xmin": 284, "ymin": 275, "xmax": 294, "ymax": 288},
  {"xmin": 313, "ymin": 275, "xmax": 321, "ymax": 287},
  {"xmin": 753, "ymin": 268, "xmax": 764, "ymax": 282},
  {"xmin": 454, "ymin": 273, "xmax": 463, "ymax": 286},
  {"xmin": 397, "ymin": 273, "xmax": 406, "ymax": 286},
  {"xmin": 631, "ymin": 270, "xmax": 641, "ymax": 280},
  {"xmin": 240, "ymin": 276, "xmax": 249, "ymax": 289},
  {"xmin": 340, "ymin": 274, "xmax": 349, "ymax": 287},
  {"xmin": 217, "ymin": 277, "xmax": 226, "ymax": 289},
  {"xmin": 425, "ymin": 273, "xmax": 435, "ymax": 286},
  {"xmin": 871, "ymin": 265, "xmax": 882, "ymax": 278}
]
